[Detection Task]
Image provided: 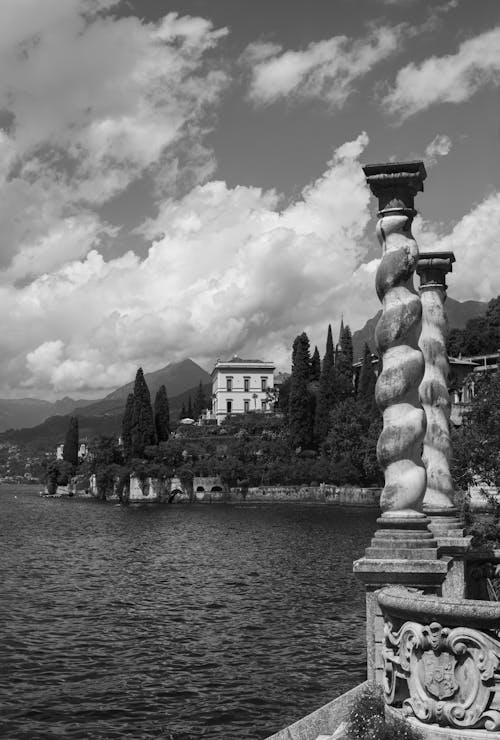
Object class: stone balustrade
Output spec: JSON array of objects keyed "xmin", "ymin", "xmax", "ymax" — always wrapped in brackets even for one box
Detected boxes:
[{"xmin": 378, "ymin": 586, "xmax": 500, "ymax": 735}]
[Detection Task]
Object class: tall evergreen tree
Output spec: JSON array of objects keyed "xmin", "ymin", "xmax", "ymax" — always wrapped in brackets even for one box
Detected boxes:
[
  {"xmin": 193, "ymin": 381, "xmax": 207, "ymax": 419},
  {"xmin": 122, "ymin": 393, "xmax": 134, "ymax": 460},
  {"xmin": 187, "ymin": 395, "xmax": 193, "ymax": 418},
  {"xmin": 289, "ymin": 333, "xmax": 314, "ymax": 450},
  {"xmin": 357, "ymin": 343, "xmax": 377, "ymax": 413},
  {"xmin": 314, "ymin": 324, "xmax": 336, "ymax": 443},
  {"xmin": 336, "ymin": 323, "xmax": 354, "ymax": 402},
  {"xmin": 154, "ymin": 385, "xmax": 170, "ymax": 443},
  {"xmin": 180, "ymin": 401, "xmax": 187, "ymax": 420},
  {"xmin": 130, "ymin": 367, "xmax": 156, "ymax": 458},
  {"xmin": 291, "ymin": 331, "xmax": 311, "ymax": 368},
  {"xmin": 63, "ymin": 416, "xmax": 79, "ymax": 467},
  {"xmin": 310, "ymin": 345, "xmax": 321, "ymax": 381}
]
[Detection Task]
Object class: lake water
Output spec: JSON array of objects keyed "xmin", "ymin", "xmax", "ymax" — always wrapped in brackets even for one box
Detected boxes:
[{"xmin": 0, "ymin": 487, "xmax": 376, "ymax": 739}]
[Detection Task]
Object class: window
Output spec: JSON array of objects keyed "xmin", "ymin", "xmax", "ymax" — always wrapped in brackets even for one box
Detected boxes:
[
  {"xmin": 244, "ymin": 377, "xmax": 250, "ymax": 392},
  {"xmin": 226, "ymin": 400, "xmax": 232, "ymax": 414},
  {"xmin": 261, "ymin": 377, "xmax": 267, "ymax": 392},
  {"xmin": 226, "ymin": 377, "xmax": 232, "ymax": 392},
  {"xmin": 244, "ymin": 400, "xmax": 250, "ymax": 413},
  {"xmin": 261, "ymin": 400, "xmax": 267, "ymax": 411}
]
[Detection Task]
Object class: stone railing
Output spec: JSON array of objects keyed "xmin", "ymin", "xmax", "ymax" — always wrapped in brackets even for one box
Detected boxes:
[{"xmin": 378, "ymin": 586, "xmax": 500, "ymax": 734}]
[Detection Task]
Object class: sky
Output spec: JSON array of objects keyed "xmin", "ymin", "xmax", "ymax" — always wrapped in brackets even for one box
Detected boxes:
[{"xmin": 1, "ymin": 0, "xmax": 500, "ymax": 400}]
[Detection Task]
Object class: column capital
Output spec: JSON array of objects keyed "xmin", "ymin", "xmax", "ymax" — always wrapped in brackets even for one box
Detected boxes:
[
  {"xmin": 417, "ymin": 251, "xmax": 455, "ymax": 289},
  {"xmin": 362, "ymin": 160, "xmax": 426, "ymax": 214}
]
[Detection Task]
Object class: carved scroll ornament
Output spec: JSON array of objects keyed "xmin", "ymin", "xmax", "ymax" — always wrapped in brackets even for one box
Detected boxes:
[{"xmin": 383, "ymin": 618, "xmax": 500, "ymax": 731}]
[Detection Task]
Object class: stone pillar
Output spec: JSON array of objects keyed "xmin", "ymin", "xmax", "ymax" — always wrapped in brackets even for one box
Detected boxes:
[
  {"xmin": 417, "ymin": 251, "xmax": 471, "ymax": 598},
  {"xmin": 354, "ymin": 162, "xmax": 449, "ymax": 683}
]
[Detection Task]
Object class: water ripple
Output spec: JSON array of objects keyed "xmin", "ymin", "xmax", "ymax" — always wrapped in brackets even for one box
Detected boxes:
[{"xmin": 0, "ymin": 489, "xmax": 376, "ymax": 739}]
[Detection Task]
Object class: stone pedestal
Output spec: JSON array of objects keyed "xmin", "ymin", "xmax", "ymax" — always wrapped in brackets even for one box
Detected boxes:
[{"xmin": 354, "ymin": 521, "xmax": 450, "ymax": 683}]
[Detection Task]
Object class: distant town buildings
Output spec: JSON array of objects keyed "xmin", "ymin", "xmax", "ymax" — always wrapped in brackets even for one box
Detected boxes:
[
  {"xmin": 210, "ymin": 356, "xmax": 275, "ymax": 424},
  {"xmin": 56, "ymin": 441, "xmax": 88, "ymax": 461}
]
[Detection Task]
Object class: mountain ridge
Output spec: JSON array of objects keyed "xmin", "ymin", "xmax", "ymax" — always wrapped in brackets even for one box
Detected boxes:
[
  {"xmin": 351, "ymin": 296, "xmax": 487, "ymax": 361},
  {"xmin": 0, "ymin": 359, "xmax": 210, "ymax": 433}
]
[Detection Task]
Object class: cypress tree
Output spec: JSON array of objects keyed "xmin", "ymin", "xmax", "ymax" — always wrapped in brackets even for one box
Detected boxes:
[
  {"xmin": 315, "ymin": 324, "xmax": 336, "ymax": 443},
  {"xmin": 289, "ymin": 333, "xmax": 314, "ymax": 450},
  {"xmin": 193, "ymin": 381, "xmax": 207, "ymax": 419},
  {"xmin": 122, "ymin": 393, "xmax": 134, "ymax": 460},
  {"xmin": 154, "ymin": 384, "xmax": 170, "ymax": 443},
  {"xmin": 336, "ymin": 324, "xmax": 354, "ymax": 402},
  {"xmin": 187, "ymin": 396, "xmax": 193, "ymax": 419},
  {"xmin": 63, "ymin": 416, "xmax": 79, "ymax": 467},
  {"xmin": 180, "ymin": 401, "xmax": 187, "ymax": 420},
  {"xmin": 357, "ymin": 343, "xmax": 377, "ymax": 414},
  {"xmin": 130, "ymin": 367, "xmax": 156, "ymax": 458},
  {"xmin": 310, "ymin": 345, "xmax": 321, "ymax": 381}
]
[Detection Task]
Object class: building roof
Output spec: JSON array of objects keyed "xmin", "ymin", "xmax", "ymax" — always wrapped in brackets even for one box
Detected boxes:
[{"xmin": 211, "ymin": 356, "xmax": 275, "ymax": 376}]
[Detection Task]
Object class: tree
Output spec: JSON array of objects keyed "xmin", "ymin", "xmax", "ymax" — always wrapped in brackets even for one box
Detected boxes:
[
  {"xmin": 63, "ymin": 416, "xmax": 79, "ymax": 467},
  {"xmin": 451, "ymin": 368, "xmax": 500, "ymax": 490},
  {"xmin": 187, "ymin": 395, "xmax": 193, "ymax": 419},
  {"xmin": 310, "ymin": 345, "xmax": 321, "ymax": 381},
  {"xmin": 446, "ymin": 295, "xmax": 500, "ymax": 356},
  {"xmin": 180, "ymin": 401, "xmax": 187, "ymax": 420},
  {"xmin": 357, "ymin": 343, "xmax": 377, "ymax": 413},
  {"xmin": 450, "ymin": 367, "xmax": 500, "ymax": 549},
  {"xmin": 289, "ymin": 332, "xmax": 314, "ymax": 450},
  {"xmin": 336, "ymin": 323, "xmax": 354, "ymax": 402},
  {"xmin": 122, "ymin": 393, "xmax": 134, "ymax": 461},
  {"xmin": 193, "ymin": 381, "xmax": 207, "ymax": 419},
  {"xmin": 154, "ymin": 385, "xmax": 170, "ymax": 443},
  {"xmin": 314, "ymin": 325, "xmax": 336, "ymax": 443},
  {"xmin": 45, "ymin": 459, "xmax": 74, "ymax": 494},
  {"xmin": 130, "ymin": 367, "xmax": 156, "ymax": 458}
]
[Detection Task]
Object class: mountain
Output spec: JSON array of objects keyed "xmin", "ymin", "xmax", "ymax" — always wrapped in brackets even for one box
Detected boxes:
[
  {"xmin": 79, "ymin": 359, "xmax": 210, "ymax": 417},
  {"xmin": 352, "ymin": 297, "xmax": 487, "ymax": 361},
  {"xmin": 0, "ymin": 358, "xmax": 210, "ymax": 433},
  {"xmin": 0, "ymin": 381, "xmax": 213, "ymax": 447},
  {"xmin": 0, "ymin": 396, "xmax": 98, "ymax": 434},
  {"xmin": 0, "ymin": 413, "xmax": 122, "ymax": 447}
]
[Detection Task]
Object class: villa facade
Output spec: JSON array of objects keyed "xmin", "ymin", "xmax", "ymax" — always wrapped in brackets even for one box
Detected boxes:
[{"xmin": 210, "ymin": 356, "xmax": 275, "ymax": 424}]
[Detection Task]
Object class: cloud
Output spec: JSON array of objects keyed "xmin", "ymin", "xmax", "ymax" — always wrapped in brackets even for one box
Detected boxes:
[
  {"xmin": 424, "ymin": 134, "xmax": 452, "ymax": 167},
  {"xmin": 0, "ymin": 2, "xmax": 228, "ymax": 279},
  {"xmin": 414, "ymin": 193, "xmax": 500, "ymax": 303},
  {"xmin": 0, "ymin": 133, "xmax": 378, "ymax": 397},
  {"xmin": 384, "ymin": 25, "xmax": 500, "ymax": 118},
  {"xmin": 243, "ymin": 26, "xmax": 403, "ymax": 107}
]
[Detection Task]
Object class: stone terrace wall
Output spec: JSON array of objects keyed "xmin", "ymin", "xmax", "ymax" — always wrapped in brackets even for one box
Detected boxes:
[{"xmin": 229, "ymin": 484, "xmax": 381, "ymax": 506}]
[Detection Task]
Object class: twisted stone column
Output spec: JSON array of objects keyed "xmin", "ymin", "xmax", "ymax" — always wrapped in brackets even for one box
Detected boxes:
[
  {"xmin": 364, "ymin": 161, "xmax": 428, "ymax": 524},
  {"xmin": 417, "ymin": 253, "xmax": 456, "ymax": 519},
  {"xmin": 417, "ymin": 252, "xmax": 468, "ymax": 556}
]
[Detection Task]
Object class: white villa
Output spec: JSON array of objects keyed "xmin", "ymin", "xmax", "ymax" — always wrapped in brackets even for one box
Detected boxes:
[{"xmin": 210, "ymin": 356, "xmax": 275, "ymax": 424}]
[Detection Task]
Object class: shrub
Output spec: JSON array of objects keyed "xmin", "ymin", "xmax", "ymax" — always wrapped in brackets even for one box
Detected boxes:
[{"xmin": 346, "ymin": 683, "xmax": 421, "ymax": 740}]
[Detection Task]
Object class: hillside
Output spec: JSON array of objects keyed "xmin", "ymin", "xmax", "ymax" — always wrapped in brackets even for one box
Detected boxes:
[
  {"xmin": 80, "ymin": 358, "xmax": 210, "ymax": 417},
  {"xmin": 352, "ymin": 297, "xmax": 487, "ymax": 361},
  {"xmin": 0, "ymin": 381, "xmax": 213, "ymax": 446},
  {"xmin": 0, "ymin": 359, "xmax": 210, "ymax": 434},
  {"xmin": 0, "ymin": 396, "xmax": 98, "ymax": 434}
]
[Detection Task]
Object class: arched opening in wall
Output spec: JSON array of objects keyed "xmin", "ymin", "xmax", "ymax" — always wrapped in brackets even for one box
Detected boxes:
[
  {"xmin": 169, "ymin": 488, "xmax": 183, "ymax": 503},
  {"xmin": 211, "ymin": 486, "xmax": 222, "ymax": 492},
  {"xmin": 196, "ymin": 486, "xmax": 205, "ymax": 492}
]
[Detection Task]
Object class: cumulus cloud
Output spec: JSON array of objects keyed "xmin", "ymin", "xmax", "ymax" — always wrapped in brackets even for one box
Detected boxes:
[
  {"xmin": 384, "ymin": 25, "xmax": 500, "ymax": 118},
  {"xmin": 414, "ymin": 193, "xmax": 500, "ymax": 303},
  {"xmin": 0, "ymin": 133, "xmax": 379, "ymax": 397},
  {"xmin": 0, "ymin": 1, "xmax": 228, "ymax": 279},
  {"xmin": 243, "ymin": 26, "xmax": 403, "ymax": 107},
  {"xmin": 424, "ymin": 134, "xmax": 452, "ymax": 167}
]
